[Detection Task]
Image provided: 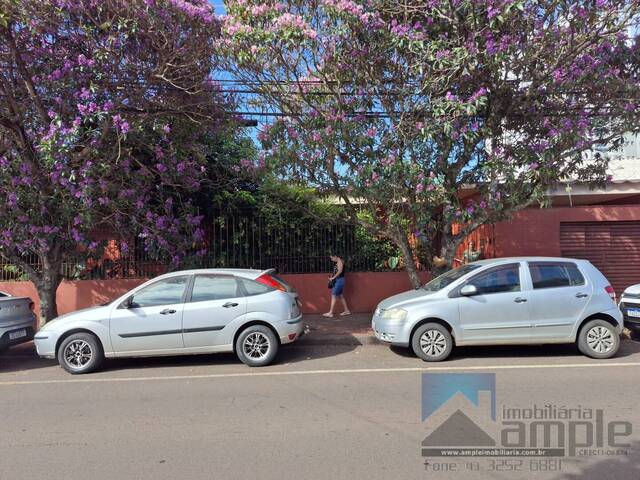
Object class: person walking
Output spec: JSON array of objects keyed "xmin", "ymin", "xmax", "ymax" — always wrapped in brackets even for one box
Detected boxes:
[{"xmin": 323, "ymin": 254, "xmax": 351, "ymax": 317}]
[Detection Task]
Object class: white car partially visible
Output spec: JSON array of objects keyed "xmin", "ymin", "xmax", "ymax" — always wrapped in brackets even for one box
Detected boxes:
[{"xmin": 619, "ymin": 284, "xmax": 640, "ymax": 336}]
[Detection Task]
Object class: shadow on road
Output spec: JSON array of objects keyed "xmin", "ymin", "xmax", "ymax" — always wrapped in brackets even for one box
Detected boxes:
[
  {"xmin": 98, "ymin": 336, "xmax": 360, "ymax": 372},
  {"xmin": 2, "ymin": 335, "xmax": 638, "ymax": 375},
  {"xmin": 388, "ymin": 338, "xmax": 640, "ymax": 362},
  {"xmin": 0, "ymin": 342, "xmax": 56, "ymax": 373}
]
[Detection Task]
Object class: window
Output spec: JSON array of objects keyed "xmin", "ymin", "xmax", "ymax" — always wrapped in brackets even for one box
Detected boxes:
[
  {"xmin": 190, "ymin": 275, "xmax": 239, "ymax": 302},
  {"xmin": 239, "ymin": 278, "xmax": 272, "ymax": 296},
  {"xmin": 424, "ymin": 264, "xmax": 481, "ymax": 291},
  {"xmin": 529, "ymin": 262, "xmax": 585, "ymax": 289},
  {"xmin": 131, "ymin": 276, "xmax": 189, "ymax": 308},
  {"xmin": 467, "ymin": 264, "xmax": 521, "ymax": 295}
]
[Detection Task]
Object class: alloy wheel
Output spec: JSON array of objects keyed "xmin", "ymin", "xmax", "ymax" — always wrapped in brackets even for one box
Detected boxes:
[
  {"xmin": 64, "ymin": 340, "xmax": 93, "ymax": 369},
  {"xmin": 586, "ymin": 326, "xmax": 615, "ymax": 354},
  {"xmin": 243, "ymin": 332, "xmax": 270, "ymax": 360},
  {"xmin": 420, "ymin": 329, "xmax": 447, "ymax": 357}
]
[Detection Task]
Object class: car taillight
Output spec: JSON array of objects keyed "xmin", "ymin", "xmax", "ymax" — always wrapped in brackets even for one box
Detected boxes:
[
  {"xmin": 256, "ymin": 274, "xmax": 287, "ymax": 292},
  {"xmin": 605, "ymin": 286, "xmax": 616, "ymax": 303}
]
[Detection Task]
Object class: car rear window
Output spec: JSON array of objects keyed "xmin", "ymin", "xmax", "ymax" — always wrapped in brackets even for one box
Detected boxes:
[
  {"xmin": 528, "ymin": 262, "xmax": 585, "ymax": 289},
  {"xmin": 240, "ymin": 278, "xmax": 273, "ymax": 296}
]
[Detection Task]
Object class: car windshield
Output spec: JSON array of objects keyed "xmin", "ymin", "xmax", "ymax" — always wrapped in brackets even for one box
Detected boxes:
[{"xmin": 423, "ymin": 264, "xmax": 481, "ymax": 291}]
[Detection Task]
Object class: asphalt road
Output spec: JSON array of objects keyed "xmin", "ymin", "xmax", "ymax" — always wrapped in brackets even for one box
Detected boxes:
[{"xmin": 1, "ymin": 338, "xmax": 640, "ymax": 480}]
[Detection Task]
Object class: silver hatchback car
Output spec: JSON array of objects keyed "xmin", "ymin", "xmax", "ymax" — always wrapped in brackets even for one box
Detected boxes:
[
  {"xmin": 372, "ymin": 257, "xmax": 623, "ymax": 361},
  {"xmin": 34, "ymin": 269, "xmax": 304, "ymax": 373}
]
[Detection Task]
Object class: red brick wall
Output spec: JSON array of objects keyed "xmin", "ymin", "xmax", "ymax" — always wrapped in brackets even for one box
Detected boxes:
[
  {"xmin": 280, "ymin": 271, "xmax": 431, "ymax": 314},
  {"xmin": 493, "ymin": 205, "xmax": 640, "ymax": 257},
  {"xmin": 0, "ymin": 271, "xmax": 431, "ymax": 320}
]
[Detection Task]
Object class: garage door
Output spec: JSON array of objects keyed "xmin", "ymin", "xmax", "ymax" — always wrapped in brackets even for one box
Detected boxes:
[{"xmin": 560, "ymin": 221, "xmax": 640, "ymax": 295}]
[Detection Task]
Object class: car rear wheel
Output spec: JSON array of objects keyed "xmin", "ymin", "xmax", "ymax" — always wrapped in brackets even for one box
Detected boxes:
[
  {"xmin": 412, "ymin": 323, "xmax": 453, "ymax": 362},
  {"xmin": 235, "ymin": 325, "xmax": 278, "ymax": 367},
  {"xmin": 58, "ymin": 332, "xmax": 104, "ymax": 374},
  {"xmin": 577, "ymin": 319, "xmax": 620, "ymax": 359}
]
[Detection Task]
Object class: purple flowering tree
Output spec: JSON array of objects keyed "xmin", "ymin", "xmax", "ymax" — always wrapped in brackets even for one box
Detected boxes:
[
  {"xmin": 222, "ymin": 0, "xmax": 640, "ymax": 286},
  {"xmin": 0, "ymin": 0, "xmax": 227, "ymax": 321}
]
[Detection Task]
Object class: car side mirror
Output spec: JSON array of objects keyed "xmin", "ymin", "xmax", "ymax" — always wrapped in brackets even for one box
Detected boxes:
[
  {"xmin": 460, "ymin": 284, "xmax": 478, "ymax": 297},
  {"xmin": 121, "ymin": 297, "xmax": 137, "ymax": 309}
]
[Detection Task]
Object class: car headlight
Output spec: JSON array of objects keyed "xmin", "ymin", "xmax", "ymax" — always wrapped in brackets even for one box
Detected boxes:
[{"xmin": 381, "ymin": 308, "xmax": 407, "ymax": 322}]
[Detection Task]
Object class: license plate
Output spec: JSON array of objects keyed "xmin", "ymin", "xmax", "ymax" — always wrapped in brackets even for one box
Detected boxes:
[
  {"xmin": 627, "ymin": 308, "xmax": 640, "ymax": 318},
  {"xmin": 9, "ymin": 329, "xmax": 27, "ymax": 340}
]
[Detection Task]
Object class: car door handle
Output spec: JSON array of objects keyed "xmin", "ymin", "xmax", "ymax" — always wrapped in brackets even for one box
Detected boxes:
[
  {"xmin": 223, "ymin": 302, "xmax": 239, "ymax": 308},
  {"xmin": 514, "ymin": 297, "xmax": 528, "ymax": 303},
  {"xmin": 575, "ymin": 293, "xmax": 589, "ymax": 298},
  {"xmin": 160, "ymin": 308, "xmax": 176, "ymax": 315}
]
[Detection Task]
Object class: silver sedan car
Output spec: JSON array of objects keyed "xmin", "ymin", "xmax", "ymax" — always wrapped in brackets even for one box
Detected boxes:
[
  {"xmin": 372, "ymin": 257, "xmax": 623, "ymax": 361},
  {"xmin": 34, "ymin": 269, "xmax": 304, "ymax": 373}
]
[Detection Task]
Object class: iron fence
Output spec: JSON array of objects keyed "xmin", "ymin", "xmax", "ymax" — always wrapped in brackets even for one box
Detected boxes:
[{"xmin": 0, "ymin": 212, "xmax": 397, "ymax": 281}]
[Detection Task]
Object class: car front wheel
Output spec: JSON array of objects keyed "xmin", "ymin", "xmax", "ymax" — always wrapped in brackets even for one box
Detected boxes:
[
  {"xmin": 412, "ymin": 323, "xmax": 453, "ymax": 362},
  {"xmin": 57, "ymin": 332, "xmax": 104, "ymax": 374},
  {"xmin": 577, "ymin": 319, "xmax": 620, "ymax": 359},
  {"xmin": 235, "ymin": 325, "xmax": 278, "ymax": 367}
]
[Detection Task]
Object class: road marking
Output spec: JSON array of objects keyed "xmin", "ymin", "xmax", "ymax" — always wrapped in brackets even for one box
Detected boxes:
[{"xmin": 0, "ymin": 361, "xmax": 639, "ymax": 386}]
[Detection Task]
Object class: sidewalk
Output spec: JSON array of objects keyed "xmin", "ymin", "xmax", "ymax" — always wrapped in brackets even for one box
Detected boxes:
[{"xmin": 301, "ymin": 312, "xmax": 375, "ymax": 345}]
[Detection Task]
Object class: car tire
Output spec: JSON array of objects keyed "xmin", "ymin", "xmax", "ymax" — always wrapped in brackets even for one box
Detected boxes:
[
  {"xmin": 235, "ymin": 325, "xmax": 279, "ymax": 367},
  {"xmin": 57, "ymin": 332, "xmax": 104, "ymax": 374},
  {"xmin": 577, "ymin": 319, "xmax": 620, "ymax": 359},
  {"xmin": 412, "ymin": 323, "xmax": 453, "ymax": 362}
]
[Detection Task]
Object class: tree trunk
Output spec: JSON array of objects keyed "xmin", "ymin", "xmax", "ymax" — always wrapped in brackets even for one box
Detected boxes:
[
  {"xmin": 432, "ymin": 231, "xmax": 460, "ymax": 277},
  {"xmin": 393, "ymin": 229, "xmax": 422, "ymax": 289},
  {"xmin": 35, "ymin": 259, "xmax": 62, "ymax": 324}
]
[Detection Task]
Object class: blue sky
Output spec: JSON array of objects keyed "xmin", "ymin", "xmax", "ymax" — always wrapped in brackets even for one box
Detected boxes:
[{"xmin": 210, "ymin": 1, "xmax": 226, "ymax": 15}]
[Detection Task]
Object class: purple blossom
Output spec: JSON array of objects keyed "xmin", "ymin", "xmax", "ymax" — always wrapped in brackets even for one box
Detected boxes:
[
  {"xmin": 112, "ymin": 115, "xmax": 130, "ymax": 134},
  {"xmin": 49, "ymin": 69, "xmax": 63, "ymax": 81}
]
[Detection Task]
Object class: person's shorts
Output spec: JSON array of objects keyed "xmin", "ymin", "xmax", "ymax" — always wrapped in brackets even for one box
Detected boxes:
[{"xmin": 332, "ymin": 277, "xmax": 345, "ymax": 296}]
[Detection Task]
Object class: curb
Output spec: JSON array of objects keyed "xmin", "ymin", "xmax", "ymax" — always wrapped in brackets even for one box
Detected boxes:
[{"xmin": 295, "ymin": 332, "xmax": 378, "ymax": 346}]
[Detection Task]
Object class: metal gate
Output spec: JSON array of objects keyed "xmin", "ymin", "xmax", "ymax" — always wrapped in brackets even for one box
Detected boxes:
[{"xmin": 560, "ymin": 221, "xmax": 640, "ymax": 295}]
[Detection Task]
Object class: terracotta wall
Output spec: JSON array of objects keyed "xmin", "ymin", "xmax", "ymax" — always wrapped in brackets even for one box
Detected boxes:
[
  {"xmin": 0, "ymin": 279, "xmax": 146, "ymax": 320},
  {"xmin": 492, "ymin": 205, "xmax": 640, "ymax": 257},
  {"xmin": 0, "ymin": 271, "xmax": 431, "ymax": 320},
  {"xmin": 280, "ymin": 271, "xmax": 431, "ymax": 314}
]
